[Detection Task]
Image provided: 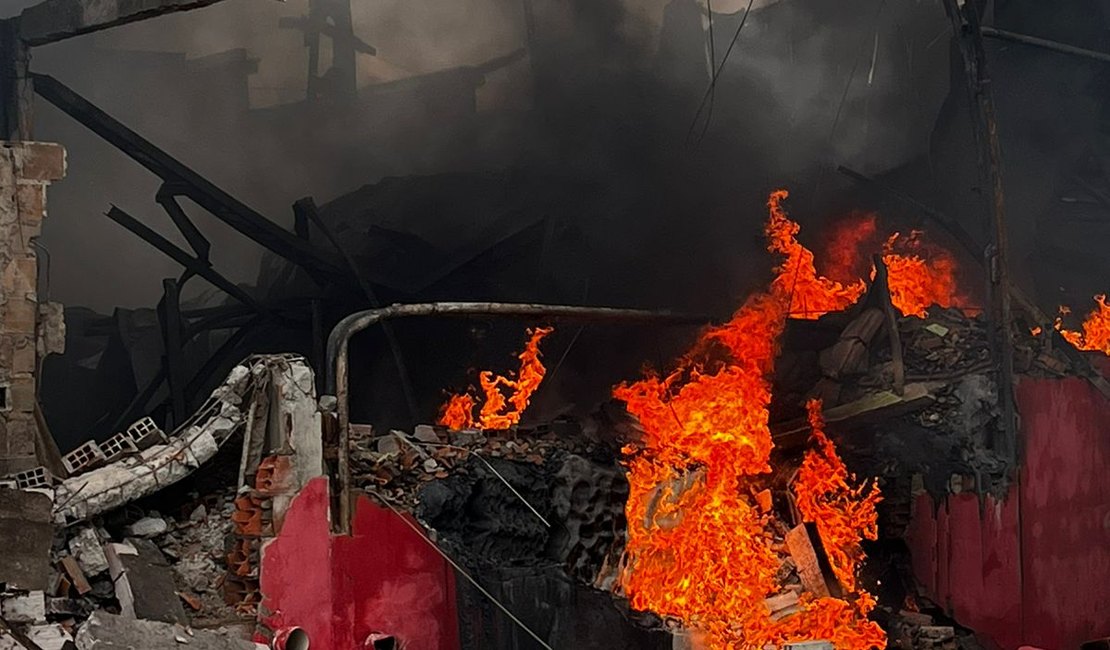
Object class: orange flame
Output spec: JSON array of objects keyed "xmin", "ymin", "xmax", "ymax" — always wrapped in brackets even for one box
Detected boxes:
[
  {"xmin": 1057, "ymin": 295, "xmax": 1110, "ymax": 356},
  {"xmin": 437, "ymin": 327, "xmax": 554, "ymax": 430},
  {"xmin": 614, "ymin": 191, "xmax": 884, "ymax": 650},
  {"xmin": 794, "ymin": 399, "xmax": 882, "ymax": 593},
  {"xmin": 821, "ymin": 212, "xmax": 879, "ymax": 285},
  {"xmin": 880, "ymin": 231, "xmax": 967, "ymax": 319},
  {"xmin": 816, "ymin": 212, "xmax": 972, "ymax": 319},
  {"xmin": 767, "ymin": 191, "xmax": 867, "ymax": 320}
]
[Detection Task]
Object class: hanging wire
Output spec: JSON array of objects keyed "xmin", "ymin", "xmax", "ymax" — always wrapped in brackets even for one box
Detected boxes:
[{"xmin": 686, "ymin": 0, "xmax": 757, "ymax": 148}]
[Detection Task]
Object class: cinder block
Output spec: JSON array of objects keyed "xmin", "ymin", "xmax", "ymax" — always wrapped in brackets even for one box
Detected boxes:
[
  {"xmin": 12, "ymin": 465, "xmax": 53, "ymax": 489},
  {"xmin": 125, "ymin": 417, "xmax": 165, "ymax": 450},
  {"xmin": 62, "ymin": 440, "xmax": 106, "ymax": 476},
  {"xmin": 99, "ymin": 432, "xmax": 137, "ymax": 463}
]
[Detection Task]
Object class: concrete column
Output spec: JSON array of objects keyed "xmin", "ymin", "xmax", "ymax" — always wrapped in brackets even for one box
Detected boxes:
[{"xmin": 0, "ymin": 140, "xmax": 65, "ymax": 475}]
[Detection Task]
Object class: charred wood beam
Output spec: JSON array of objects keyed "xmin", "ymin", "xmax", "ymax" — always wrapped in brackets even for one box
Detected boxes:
[
  {"xmin": 942, "ymin": 0, "xmax": 1016, "ymax": 461},
  {"xmin": 872, "ymin": 256, "xmax": 905, "ymax": 396},
  {"xmin": 106, "ymin": 205, "xmax": 260, "ymax": 311},
  {"xmin": 32, "ymin": 74, "xmax": 350, "ymax": 285},
  {"xmin": 980, "ymin": 26, "xmax": 1110, "ymax": 65},
  {"xmin": 19, "ymin": 0, "xmax": 229, "ymax": 47},
  {"xmin": 158, "ymin": 278, "xmax": 187, "ymax": 427},
  {"xmin": 0, "ymin": 19, "xmax": 32, "ymax": 140},
  {"xmin": 771, "ymin": 382, "xmax": 938, "ymax": 450},
  {"xmin": 325, "ymin": 301, "xmax": 711, "ymax": 534},
  {"xmin": 156, "ymin": 184, "xmax": 210, "ymax": 260}
]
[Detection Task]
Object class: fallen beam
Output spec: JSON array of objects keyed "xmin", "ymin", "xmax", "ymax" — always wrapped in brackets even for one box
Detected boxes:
[
  {"xmin": 772, "ymin": 382, "xmax": 939, "ymax": 449},
  {"xmin": 52, "ymin": 355, "xmax": 317, "ymax": 523}
]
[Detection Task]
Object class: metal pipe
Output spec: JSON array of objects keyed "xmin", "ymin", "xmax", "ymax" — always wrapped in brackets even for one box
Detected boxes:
[{"xmin": 324, "ymin": 301, "xmax": 710, "ymax": 532}]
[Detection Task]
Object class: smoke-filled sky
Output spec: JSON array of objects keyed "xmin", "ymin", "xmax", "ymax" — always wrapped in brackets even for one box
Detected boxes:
[{"xmin": 2, "ymin": 0, "xmax": 1044, "ymax": 315}]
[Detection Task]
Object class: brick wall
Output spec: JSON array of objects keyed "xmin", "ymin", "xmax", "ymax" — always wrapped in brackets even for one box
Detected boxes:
[{"xmin": 0, "ymin": 141, "xmax": 65, "ymax": 475}]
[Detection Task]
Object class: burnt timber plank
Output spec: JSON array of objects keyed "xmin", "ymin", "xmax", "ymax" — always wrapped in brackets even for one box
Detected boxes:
[{"xmin": 105, "ymin": 206, "xmax": 260, "ymax": 311}]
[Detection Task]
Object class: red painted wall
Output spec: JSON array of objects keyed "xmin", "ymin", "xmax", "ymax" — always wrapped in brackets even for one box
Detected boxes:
[
  {"xmin": 258, "ymin": 477, "xmax": 460, "ymax": 649},
  {"xmin": 907, "ymin": 376, "xmax": 1110, "ymax": 649}
]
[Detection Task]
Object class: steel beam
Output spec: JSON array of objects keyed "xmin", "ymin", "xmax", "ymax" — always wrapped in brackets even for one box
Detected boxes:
[{"xmin": 33, "ymin": 74, "xmax": 350, "ymax": 285}]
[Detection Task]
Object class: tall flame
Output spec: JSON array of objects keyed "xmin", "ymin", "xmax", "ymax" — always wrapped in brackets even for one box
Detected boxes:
[
  {"xmin": 614, "ymin": 191, "xmax": 885, "ymax": 650},
  {"xmin": 1057, "ymin": 295, "xmax": 1110, "ymax": 356},
  {"xmin": 438, "ymin": 327, "xmax": 554, "ymax": 430}
]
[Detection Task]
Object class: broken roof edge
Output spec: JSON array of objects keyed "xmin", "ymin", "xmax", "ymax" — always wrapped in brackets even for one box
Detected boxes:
[{"xmin": 52, "ymin": 354, "xmax": 317, "ymax": 524}]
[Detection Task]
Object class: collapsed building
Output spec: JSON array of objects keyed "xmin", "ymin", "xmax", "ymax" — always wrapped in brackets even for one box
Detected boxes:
[{"xmin": 2, "ymin": 0, "xmax": 1110, "ymax": 649}]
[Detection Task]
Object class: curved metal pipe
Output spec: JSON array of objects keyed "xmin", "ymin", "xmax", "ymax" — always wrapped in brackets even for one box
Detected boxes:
[{"xmin": 324, "ymin": 301, "xmax": 710, "ymax": 532}]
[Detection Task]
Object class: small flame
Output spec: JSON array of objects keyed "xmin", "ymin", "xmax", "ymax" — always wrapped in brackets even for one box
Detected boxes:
[
  {"xmin": 880, "ymin": 231, "xmax": 967, "ymax": 318},
  {"xmin": 767, "ymin": 191, "xmax": 868, "ymax": 320},
  {"xmin": 1056, "ymin": 295, "xmax": 1110, "ymax": 356},
  {"xmin": 437, "ymin": 327, "xmax": 554, "ymax": 430}
]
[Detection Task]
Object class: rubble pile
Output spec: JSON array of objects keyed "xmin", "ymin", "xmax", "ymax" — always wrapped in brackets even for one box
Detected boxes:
[
  {"xmin": 350, "ymin": 420, "xmax": 596, "ymax": 509},
  {"xmin": 0, "ymin": 356, "xmax": 318, "ymax": 649},
  {"xmin": 350, "ymin": 420, "xmax": 630, "ymax": 585}
]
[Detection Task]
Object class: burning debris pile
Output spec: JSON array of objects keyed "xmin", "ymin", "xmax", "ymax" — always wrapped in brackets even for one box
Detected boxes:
[{"xmin": 343, "ymin": 189, "xmax": 1109, "ymax": 650}]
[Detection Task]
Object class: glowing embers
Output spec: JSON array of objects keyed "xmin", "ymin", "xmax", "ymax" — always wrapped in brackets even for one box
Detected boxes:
[
  {"xmin": 437, "ymin": 327, "xmax": 554, "ymax": 430},
  {"xmin": 1056, "ymin": 295, "xmax": 1110, "ymax": 356},
  {"xmin": 614, "ymin": 192, "xmax": 884, "ymax": 650}
]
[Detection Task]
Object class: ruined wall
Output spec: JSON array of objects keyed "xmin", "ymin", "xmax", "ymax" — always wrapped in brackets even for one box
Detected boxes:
[
  {"xmin": 906, "ymin": 374, "xmax": 1110, "ymax": 649},
  {"xmin": 257, "ymin": 477, "xmax": 460, "ymax": 649},
  {"xmin": 0, "ymin": 141, "xmax": 64, "ymax": 476}
]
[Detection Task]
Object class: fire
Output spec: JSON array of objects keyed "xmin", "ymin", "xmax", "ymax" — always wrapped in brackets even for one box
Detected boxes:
[
  {"xmin": 794, "ymin": 399, "xmax": 882, "ymax": 593},
  {"xmin": 437, "ymin": 327, "xmax": 554, "ymax": 430},
  {"xmin": 614, "ymin": 191, "xmax": 885, "ymax": 650},
  {"xmin": 767, "ymin": 190, "xmax": 866, "ymax": 320},
  {"xmin": 816, "ymin": 212, "xmax": 971, "ymax": 319},
  {"xmin": 1056, "ymin": 295, "xmax": 1110, "ymax": 355},
  {"xmin": 880, "ymin": 231, "xmax": 966, "ymax": 319},
  {"xmin": 821, "ymin": 212, "xmax": 879, "ymax": 285}
]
